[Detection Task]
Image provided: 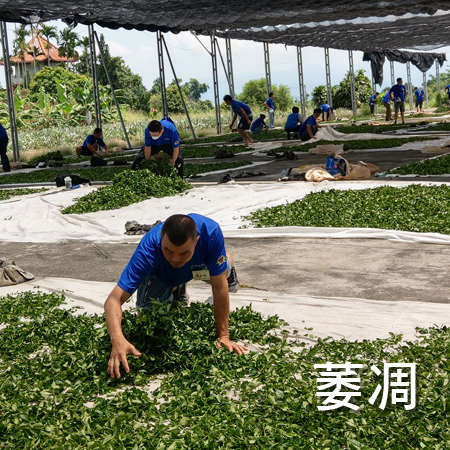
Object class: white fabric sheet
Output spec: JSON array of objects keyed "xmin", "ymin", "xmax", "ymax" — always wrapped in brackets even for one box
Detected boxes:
[
  {"xmin": 2, "ymin": 277, "xmax": 449, "ymax": 343},
  {"xmin": 2, "ymin": 180, "xmax": 450, "ymax": 244}
]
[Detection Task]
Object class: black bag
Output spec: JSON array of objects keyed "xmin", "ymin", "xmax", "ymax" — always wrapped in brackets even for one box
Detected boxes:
[
  {"xmin": 90, "ymin": 156, "xmax": 108, "ymax": 166},
  {"xmin": 55, "ymin": 174, "xmax": 91, "ymax": 187}
]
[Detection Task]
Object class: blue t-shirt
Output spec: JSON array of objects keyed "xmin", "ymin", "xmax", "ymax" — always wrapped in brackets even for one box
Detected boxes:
[
  {"xmin": 231, "ymin": 100, "xmax": 252, "ymax": 118},
  {"xmin": 445, "ymin": 85, "xmax": 450, "ymax": 94},
  {"xmin": 415, "ymin": 89, "xmax": 424, "ymax": 101},
  {"xmin": 0, "ymin": 124, "xmax": 7, "ymax": 139},
  {"xmin": 250, "ymin": 117, "xmax": 266, "ymax": 132},
  {"xmin": 383, "ymin": 92, "xmax": 391, "ymax": 103},
  {"xmin": 145, "ymin": 120, "xmax": 180, "ymax": 148},
  {"xmin": 265, "ymin": 98, "xmax": 275, "ymax": 110},
  {"xmin": 321, "ymin": 104, "xmax": 331, "ymax": 112},
  {"xmin": 285, "ymin": 113, "xmax": 301, "ymax": 130},
  {"xmin": 370, "ymin": 94, "xmax": 377, "ymax": 105},
  {"xmin": 83, "ymin": 134, "xmax": 106, "ymax": 147},
  {"xmin": 299, "ymin": 115, "xmax": 317, "ymax": 136},
  {"xmin": 118, "ymin": 214, "xmax": 228, "ymax": 293},
  {"xmin": 389, "ymin": 84, "xmax": 406, "ymax": 102}
]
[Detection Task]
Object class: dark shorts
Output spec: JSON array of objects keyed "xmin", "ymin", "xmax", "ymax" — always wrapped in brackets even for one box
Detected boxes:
[
  {"xmin": 238, "ymin": 115, "xmax": 252, "ymax": 130},
  {"xmin": 394, "ymin": 101, "xmax": 405, "ymax": 113},
  {"xmin": 80, "ymin": 146, "xmax": 92, "ymax": 156},
  {"xmin": 416, "ymin": 100, "xmax": 423, "ymax": 108}
]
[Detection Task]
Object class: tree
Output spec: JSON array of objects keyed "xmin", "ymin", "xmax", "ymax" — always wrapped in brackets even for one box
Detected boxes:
[
  {"xmin": 311, "ymin": 85, "xmax": 328, "ymax": 108},
  {"xmin": 332, "ymin": 69, "xmax": 372, "ymax": 109},
  {"xmin": 237, "ymin": 78, "xmax": 293, "ymax": 111},
  {"xmin": 39, "ymin": 23, "xmax": 58, "ymax": 67},
  {"xmin": 12, "ymin": 25, "xmax": 30, "ymax": 88},
  {"xmin": 185, "ymin": 78, "xmax": 209, "ymax": 101},
  {"xmin": 57, "ymin": 28, "xmax": 79, "ymax": 70}
]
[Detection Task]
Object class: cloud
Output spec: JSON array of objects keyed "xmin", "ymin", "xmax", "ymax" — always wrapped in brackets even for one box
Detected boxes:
[{"xmin": 106, "ymin": 40, "xmax": 131, "ymax": 57}]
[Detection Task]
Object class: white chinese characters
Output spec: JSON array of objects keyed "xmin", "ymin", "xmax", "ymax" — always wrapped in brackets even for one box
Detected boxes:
[{"xmin": 314, "ymin": 362, "xmax": 416, "ymax": 411}]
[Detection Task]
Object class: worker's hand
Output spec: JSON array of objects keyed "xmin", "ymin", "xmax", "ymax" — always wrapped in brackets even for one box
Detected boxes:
[
  {"xmin": 169, "ymin": 160, "xmax": 175, "ymax": 166},
  {"xmin": 107, "ymin": 337, "xmax": 142, "ymax": 379},
  {"xmin": 216, "ymin": 336, "xmax": 248, "ymax": 355},
  {"xmin": 247, "ymin": 119, "xmax": 251, "ymax": 125},
  {"xmin": 229, "ymin": 124, "xmax": 233, "ymax": 130}
]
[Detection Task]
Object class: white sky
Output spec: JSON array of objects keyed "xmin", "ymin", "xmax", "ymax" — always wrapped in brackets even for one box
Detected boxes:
[{"xmin": 1, "ymin": 20, "xmax": 449, "ymax": 102}]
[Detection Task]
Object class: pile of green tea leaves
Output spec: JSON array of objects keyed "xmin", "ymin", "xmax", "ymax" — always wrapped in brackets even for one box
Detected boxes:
[
  {"xmin": 244, "ymin": 184, "xmax": 450, "ymax": 234},
  {"xmin": 388, "ymin": 154, "xmax": 450, "ymax": 175},
  {"xmin": 62, "ymin": 169, "xmax": 192, "ymax": 214},
  {"xmin": 0, "ymin": 187, "xmax": 47, "ymax": 200},
  {"xmin": 1, "ymin": 290, "xmax": 449, "ymax": 449},
  {"xmin": 335, "ymin": 124, "xmax": 416, "ymax": 134}
]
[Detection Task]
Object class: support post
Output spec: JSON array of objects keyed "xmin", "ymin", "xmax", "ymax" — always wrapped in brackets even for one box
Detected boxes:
[
  {"xmin": 406, "ymin": 61, "xmax": 413, "ymax": 111},
  {"xmin": 263, "ymin": 42, "xmax": 272, "ymax": 96},
  {"xmin": 390, "ymin": 60, "xmax": 395, "ymax": 86},
  {"xmin": 156, "ymin": 31, "xmax": 168, "ymax": 117},
  {"xmin": 348, "ymin": 50, "xmax": 357, "ymax": 116},
  {"xmin": 210, "ymin": 33, "xmax": 221, "ymax": 135},
  {"xmin": 94, "ymin": 31, "xmax": 131, "ymax": 149},
  {"xmin": 436, "ymin": 60, "xmax": 442, "ymax": 107},
  {"xmin": 88, "ymin": 25, "xmax": 102, "ymax": 129},
  {"xmin": 225, "ymin": 38, "xmax": 235, "ymax": 98},
  {"xmin": 296, "ymin": 46, "xmax": 306, "ymax": 119},
  {"xmin": 324, "ymin": 48, "xmax": 332, "ymax": 107},
  {"xmin": 161, "ymin": 36, "xmax": 196, "ymax": 139},
  {"xmin": 0, "ymin": 21, "xmax": 19, "ymax": 161},
  {"xmin": 423, "ymin": 71, "xmax": 428, "ymax": 108}
]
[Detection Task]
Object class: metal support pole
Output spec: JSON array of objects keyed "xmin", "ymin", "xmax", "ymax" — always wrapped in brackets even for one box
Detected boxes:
[
  {"xmin": 225, "ymin": 38, "xmax": 235, "ymax": 98},
  {"xmin": 210, "ymin": 33, "xmax": 221, "ymax": 135},
  {"xmin": 348, "ymin": 50, "xmax": 357, "ymax": 116},
  {"xmin": 296, "ymin": 46, "xmax": 306, "ymax": 119},
  {"xmin": 0, "ymin": 21, "xmax": 19, "ymax": 161},
  {"xmin": 423, "ymin": 71, "xmax": 428, "ymax": 108},
  {"xmin": 263, "ymin": 42, "xmax": 272, "ymax": 96},
  {"xmin": 94, "ymin": 31, "xmax": 131, "ymax": 149},
  {"xmin": 324, "ymin": 48, "xmax": 332, "ymax": 107},
  {"xmin": 161, "ymin": 36, "xmax": 196, "ymax": 139},
  {"xmin": 436, "ymin": 60, "xmax": 442, "ymax": 107},
  {"xmin": 88, "ymin": 25, "xmax": 102, "ymax": 129},
  {"xmin": 406, "ymin": 61, "xmax": 413, "ymax": 111},
  {"xmin": 390, "ymin": 60, "xmax": 395, "ymax": 86},
  {"xmin": 156, "ymin": 31, "xmax": 168, "ymax": 117},
  {"xmin": 216, "ymin": 39, "xmax": 232, "ymax": 95}
]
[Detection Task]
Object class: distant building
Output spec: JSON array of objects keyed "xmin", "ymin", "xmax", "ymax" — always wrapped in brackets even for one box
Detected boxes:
[{"xmin": 6, "ymin": 35, "xmax": 76, "ymax": 85}]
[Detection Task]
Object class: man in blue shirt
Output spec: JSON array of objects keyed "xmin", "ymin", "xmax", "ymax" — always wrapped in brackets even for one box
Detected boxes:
[
  {"xmin": 264, "ymin": 92, "xmax": 275, "ymax": 128},
  {"xmin": 300, "ymin": 108, "xmax": 322, "ymax": 141},
  {"xmin": 0, "ymin": 123, "xmax": 10, "ymax": 173},
  {"xmin": 445, "ymin": 84, "xmax": 450, "ymax": 104},
  {"xmin": 132, "ymin": 118, "xmax": 184, "ymax": 177},
  {"xmin": 389, "ymin": 78, "xmax": 407, "ymax": 125},
  {"xmin": 223, "ymin": 95, "xmax": 254, "ymax": 147},
  {"xmin": 414, "ymin": 87, "xmax": 425, "ymax": 112},
  {"xmin": 250, "ymin": 114, "xmax": 268, "ymax": 136},
  {"xmin": 369, "ymin": 92, "xmax": 379, "ymax": 115},
  {"xmin": 382, "ymin": 91, "xmax": 392, "ymax": 121},
  {"xmin": 284, "ymin": 106, "xmax": 303, "ymax": 139},
  {"xmin": 104, "ymin": 213, "xmax": 247, "ymax": 378},
  {"xmin": 320, "ymin": 104, "xmax": 333, "ymax": 121},
  {"xmin": 76, "ymin": 128, "xmax": 109, "ymax": 158}
]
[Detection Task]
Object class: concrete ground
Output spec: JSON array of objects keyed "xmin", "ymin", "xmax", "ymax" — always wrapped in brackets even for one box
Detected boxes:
[{"xmin": 2, "ymin": 123, "xmax": 450, "ymax": 305}]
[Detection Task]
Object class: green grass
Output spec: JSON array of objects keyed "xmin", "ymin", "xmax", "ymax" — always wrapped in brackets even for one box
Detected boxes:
[
  {"xmin": 388, "ymin": 154, "xmax": 450, "ymax": 175},
  {"xmin": 244, "ymin": 184, "xmax": 450, "ymax": 234},
  {"xmin": 1, "ymin": 290, "xmax": 449, "ymax": 449}
]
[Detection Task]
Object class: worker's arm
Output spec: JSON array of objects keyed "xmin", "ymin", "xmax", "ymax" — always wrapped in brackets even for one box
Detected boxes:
[
  {"xmin": 103, "ymin": 143, "xmax": 109, "ymax": 155},
  {"xmin": 264, "ymin": 101, "xmax": 269, "ymax": 110},
  {"xmin": 210, "ymin": 272, "xmax": 248, "ymax": 355},
  {"xmin": 239, "ymin": 108, "xmax": 252, "ymax": 125},
  {"xmin": 144, "ymin": 145, "xmax": 152, "ymax": 160},
  {"xmin": 171, "ymin": 146, "xmax": 180, "ymax": 165},
  {"xmin": 306, "ymin": 124, "xmax": 317, "ymax": 139},
  {"xmin": 104, "ymin": 284, "xmax": 142, "ymax": 378},
  {"xmin": 86, "ymin": 143, "xmax": 100, "ymax": 156},
  {"xmin": 229, "ymin": 113, "xmax": 238, "ymax": 129}
]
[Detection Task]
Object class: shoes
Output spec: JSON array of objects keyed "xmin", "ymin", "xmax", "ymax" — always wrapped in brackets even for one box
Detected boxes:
[
  {"xmin": 227, "ymin": 266, "xmax": 239, "ymax": 293},
  {"xmin": 172, "ymin": 283, "xmax": 190, "ymax": 306},
  {"xmin": 293, "ymin": 133, "xmax": 299, "ymax": 139},
  {"xmin": 219, "ymin": 173, "xmax": 234, "ymax": 184}
]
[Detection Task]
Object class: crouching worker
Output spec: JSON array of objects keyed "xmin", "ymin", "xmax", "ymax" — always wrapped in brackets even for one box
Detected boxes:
[
  {"xmin": 250, "ymin": 114, "xmax": 268, "ymax": 137},
  {"xmin": 284, "ymin": 106, "xmax": 303, "ymax": 139},
  {"xmin": 132, "ymin": 119, "xmax": 184, "ymax": 178},
  {"xmin": 299, "ymin": 108, "xmax": 321, "ymax": 141},
  {"xmin": 76, "ymin": 127, "xmax": 109, "ymax": 158},
  {"xmin": 104, "ymin": 213, "xmax": 247, "ymax": 379}
]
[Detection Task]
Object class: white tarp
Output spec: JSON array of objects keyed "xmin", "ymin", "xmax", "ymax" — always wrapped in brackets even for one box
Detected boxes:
[
  {"xmin": 2, "ymin": 277, "xmax": 449, "ymax": 343},
  {"xmin": 2, "ymin": 179, "xmax": 450, "ymax": 245}
]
